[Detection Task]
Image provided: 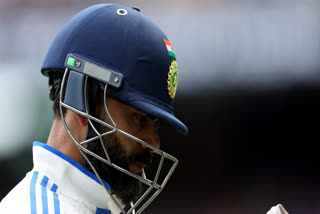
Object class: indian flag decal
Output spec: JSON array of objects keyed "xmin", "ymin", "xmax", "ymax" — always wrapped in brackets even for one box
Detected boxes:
[{"xmin": 164, "ymin": 39, "xmax": 176, "ymax": 59}]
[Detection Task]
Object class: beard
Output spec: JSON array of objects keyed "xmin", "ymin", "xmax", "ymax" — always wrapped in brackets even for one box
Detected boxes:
[{"xmin": 85, "ymin": 121, "xmax": 153, "ymax": 205}]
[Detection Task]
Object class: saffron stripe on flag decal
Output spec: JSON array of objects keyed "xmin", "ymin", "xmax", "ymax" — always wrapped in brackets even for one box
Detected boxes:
[
  {"xmin": 30, "ymin": 171, "xmax": 39, "ymax": 214},
  {"xmin": 163, "ymin": 39, "xmax": 172, "ymax": 46},
  {"xmin": 51, "ymin": 183, "xmax": 61, "ymax": 214},
  {"xmin": 41, "ymin": 176, "xmax": 49, "ymax": 214}
]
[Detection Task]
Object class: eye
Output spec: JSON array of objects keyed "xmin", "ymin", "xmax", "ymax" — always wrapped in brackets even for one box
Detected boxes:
[{"xmin": 134, "ymin": 113, "xmax": 147, "ymax": 127}]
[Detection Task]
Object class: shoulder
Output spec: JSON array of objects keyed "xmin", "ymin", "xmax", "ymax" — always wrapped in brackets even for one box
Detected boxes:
[
  {"xmin": 0, "ymin": 171, "xmax": 33, "ymax": 213},
  {"xmin": 0, "ymin": 170, "xmax": 103, "ymax": 214}
]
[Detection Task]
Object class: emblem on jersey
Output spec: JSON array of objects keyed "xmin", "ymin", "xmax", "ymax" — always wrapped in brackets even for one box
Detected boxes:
[
  {"xmin": 167, "ymin": 60, "xmax": 178, "ymax": 99},
  {"xmin": 163, "ymin": 39, "xmax": 176, "ymax": 59}
]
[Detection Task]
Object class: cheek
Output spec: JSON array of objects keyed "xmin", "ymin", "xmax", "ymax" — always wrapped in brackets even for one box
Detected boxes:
[
  {"xmin": 118, "ymin": 118, "xmax": 140, "ymax": 137},
  {"xmin": 116, "ymin": 132, "xmax": 138, "ymax": 156},
  {"xmin": 113, "ymin": 111, "xmax": 140, "ymax": 136}
]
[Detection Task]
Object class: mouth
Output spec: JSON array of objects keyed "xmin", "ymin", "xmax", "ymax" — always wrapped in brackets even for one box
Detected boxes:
[
  {"xmin": 129, "ymin": 161, "xmax": 147, "ymax": 174},
  {"xmin": 127, "ymin": 149, "xmax": 153, "ymax": 175}
]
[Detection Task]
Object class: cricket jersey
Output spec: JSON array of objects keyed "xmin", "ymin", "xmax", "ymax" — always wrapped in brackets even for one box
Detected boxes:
[{"xmin": 0, "ymin": 142, "xmax": 124, "ymax": 214}]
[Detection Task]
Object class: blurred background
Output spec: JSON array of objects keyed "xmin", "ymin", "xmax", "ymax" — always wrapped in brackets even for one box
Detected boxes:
[{"xmin": 1, "ymin": 0, "xmax": 320, "ymax": 213}]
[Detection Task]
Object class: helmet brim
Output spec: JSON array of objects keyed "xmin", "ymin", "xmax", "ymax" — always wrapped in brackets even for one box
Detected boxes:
[{"xmin": 128, "ymin": 100, "xmax": 188, "ymax": 135}]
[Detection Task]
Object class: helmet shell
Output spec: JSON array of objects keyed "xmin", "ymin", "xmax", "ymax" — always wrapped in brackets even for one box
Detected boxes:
[{"xmin": 41, "ymin": 4, "xmax": 188, "ymax": 134}]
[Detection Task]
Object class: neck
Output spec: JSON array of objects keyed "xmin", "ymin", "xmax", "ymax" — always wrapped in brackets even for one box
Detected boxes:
[{"xmin": 47, "ymin": 115, "xmax": 85, "ymax": 165}]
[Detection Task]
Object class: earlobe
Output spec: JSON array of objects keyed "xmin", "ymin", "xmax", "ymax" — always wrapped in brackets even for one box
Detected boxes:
[{"xmin": 76, "ymin": 114, "xmax": 88, "ymax": 127}]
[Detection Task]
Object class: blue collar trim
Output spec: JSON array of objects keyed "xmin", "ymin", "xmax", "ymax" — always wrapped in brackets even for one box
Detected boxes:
[{"xmin": 33, "ymin": 141, "xmax": 111, "ymax": 191}]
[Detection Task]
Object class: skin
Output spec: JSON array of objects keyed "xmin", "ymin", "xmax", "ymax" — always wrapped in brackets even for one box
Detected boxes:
[{"xmin": 47, "ymin": 97, "xmax": 160, "ymax": 175}]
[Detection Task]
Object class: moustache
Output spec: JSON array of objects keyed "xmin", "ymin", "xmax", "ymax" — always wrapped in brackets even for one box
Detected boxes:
[{"xmin": 128, "ymin": 149, "xmax": 153, "ymax": 168}]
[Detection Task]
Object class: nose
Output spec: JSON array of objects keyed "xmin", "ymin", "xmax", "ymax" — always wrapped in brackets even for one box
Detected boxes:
[{"xmin": 139, "ymin": 123, "xmax": 160, "ymax": 151}]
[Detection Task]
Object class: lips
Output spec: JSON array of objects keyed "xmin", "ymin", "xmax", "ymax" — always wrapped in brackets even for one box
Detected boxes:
[
  {"xmin": 129, "ymin": 161, "xmax": 147, "ymax": 174},
  {"xmin": 135, "ymin": 161, "xmax": 146, "ymax": 169}
]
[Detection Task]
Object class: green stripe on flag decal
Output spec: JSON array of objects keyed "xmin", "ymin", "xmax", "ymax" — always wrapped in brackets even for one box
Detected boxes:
[{"xmin": 168, "ymin": 51, "xmax": 176, "ymax": 59}]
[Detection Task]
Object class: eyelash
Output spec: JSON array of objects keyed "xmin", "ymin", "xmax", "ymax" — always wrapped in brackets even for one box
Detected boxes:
[{"xmin": 135, "ymin": 113, "xmax": 147, "ymax": 126}]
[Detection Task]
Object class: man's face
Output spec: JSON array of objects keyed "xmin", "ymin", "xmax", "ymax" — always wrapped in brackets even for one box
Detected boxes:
[
  {"xmin": 107, "ymin": 97, "xmax": 160, "ymax": 171},
  {"xmin": 91, "ymin": 97, "xmax": 160, "ymax": 204}
]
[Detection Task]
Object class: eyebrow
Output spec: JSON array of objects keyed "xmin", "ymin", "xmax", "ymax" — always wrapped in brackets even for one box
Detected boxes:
[{"xmin": 131, "ymin": 108, "xmax": 158, "ymax": 121}]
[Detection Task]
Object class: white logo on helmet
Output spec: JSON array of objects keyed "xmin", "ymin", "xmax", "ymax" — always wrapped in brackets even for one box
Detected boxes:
[{"xmin": 117, "ymin": 9, "xmax": 128, "ymax": 16}]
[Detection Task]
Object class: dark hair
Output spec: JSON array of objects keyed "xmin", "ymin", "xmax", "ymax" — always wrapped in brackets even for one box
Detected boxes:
[
  {"xmin": 48, "ymin": 70, "xmax": 65, "ymax": 119},
  {"xmin": 53, "ymin": 91, "xmax": 66, "ymax": 119}
]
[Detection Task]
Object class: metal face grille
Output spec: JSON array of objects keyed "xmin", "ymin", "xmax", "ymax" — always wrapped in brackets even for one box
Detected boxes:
[{"xmin": 59, "ymin": 68, "xmax": 178, "ymax": 214}]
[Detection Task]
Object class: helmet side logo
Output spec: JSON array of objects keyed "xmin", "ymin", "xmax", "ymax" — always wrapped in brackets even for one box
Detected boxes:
[{"xmin": 167, "ymin": 60, "xmax": 178, "ymax": 99}]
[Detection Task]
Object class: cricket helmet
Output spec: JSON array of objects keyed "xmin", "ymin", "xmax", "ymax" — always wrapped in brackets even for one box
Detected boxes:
[{"xmin": 41, "ymin": 3, "xmax": 188, "ymax": 135}]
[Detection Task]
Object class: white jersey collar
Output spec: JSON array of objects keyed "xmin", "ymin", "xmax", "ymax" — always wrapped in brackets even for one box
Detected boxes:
[{"xmin": 32, "ymin": 141, "xmax": 124, "ymax": 213}]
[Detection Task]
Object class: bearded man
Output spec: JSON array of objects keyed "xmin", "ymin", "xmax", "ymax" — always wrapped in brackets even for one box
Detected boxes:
[{"xmin": 0, "ymin": 4, "xmax": 188, "ymax": 214}]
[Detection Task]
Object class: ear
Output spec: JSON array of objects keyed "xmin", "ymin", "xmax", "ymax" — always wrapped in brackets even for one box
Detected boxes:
[{"xmin": 76, "ymin": 114, "xmax": 88, "ymax": 127}]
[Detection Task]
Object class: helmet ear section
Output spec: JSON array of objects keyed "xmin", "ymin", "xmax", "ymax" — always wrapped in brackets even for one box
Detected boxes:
[
  {"xmin": 63, "ymin": 70, "xmax": 102, "ymax": 117},
  {"xmin": 63, "ymin": 70, "xmax": 86, "ymax": 112}
]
